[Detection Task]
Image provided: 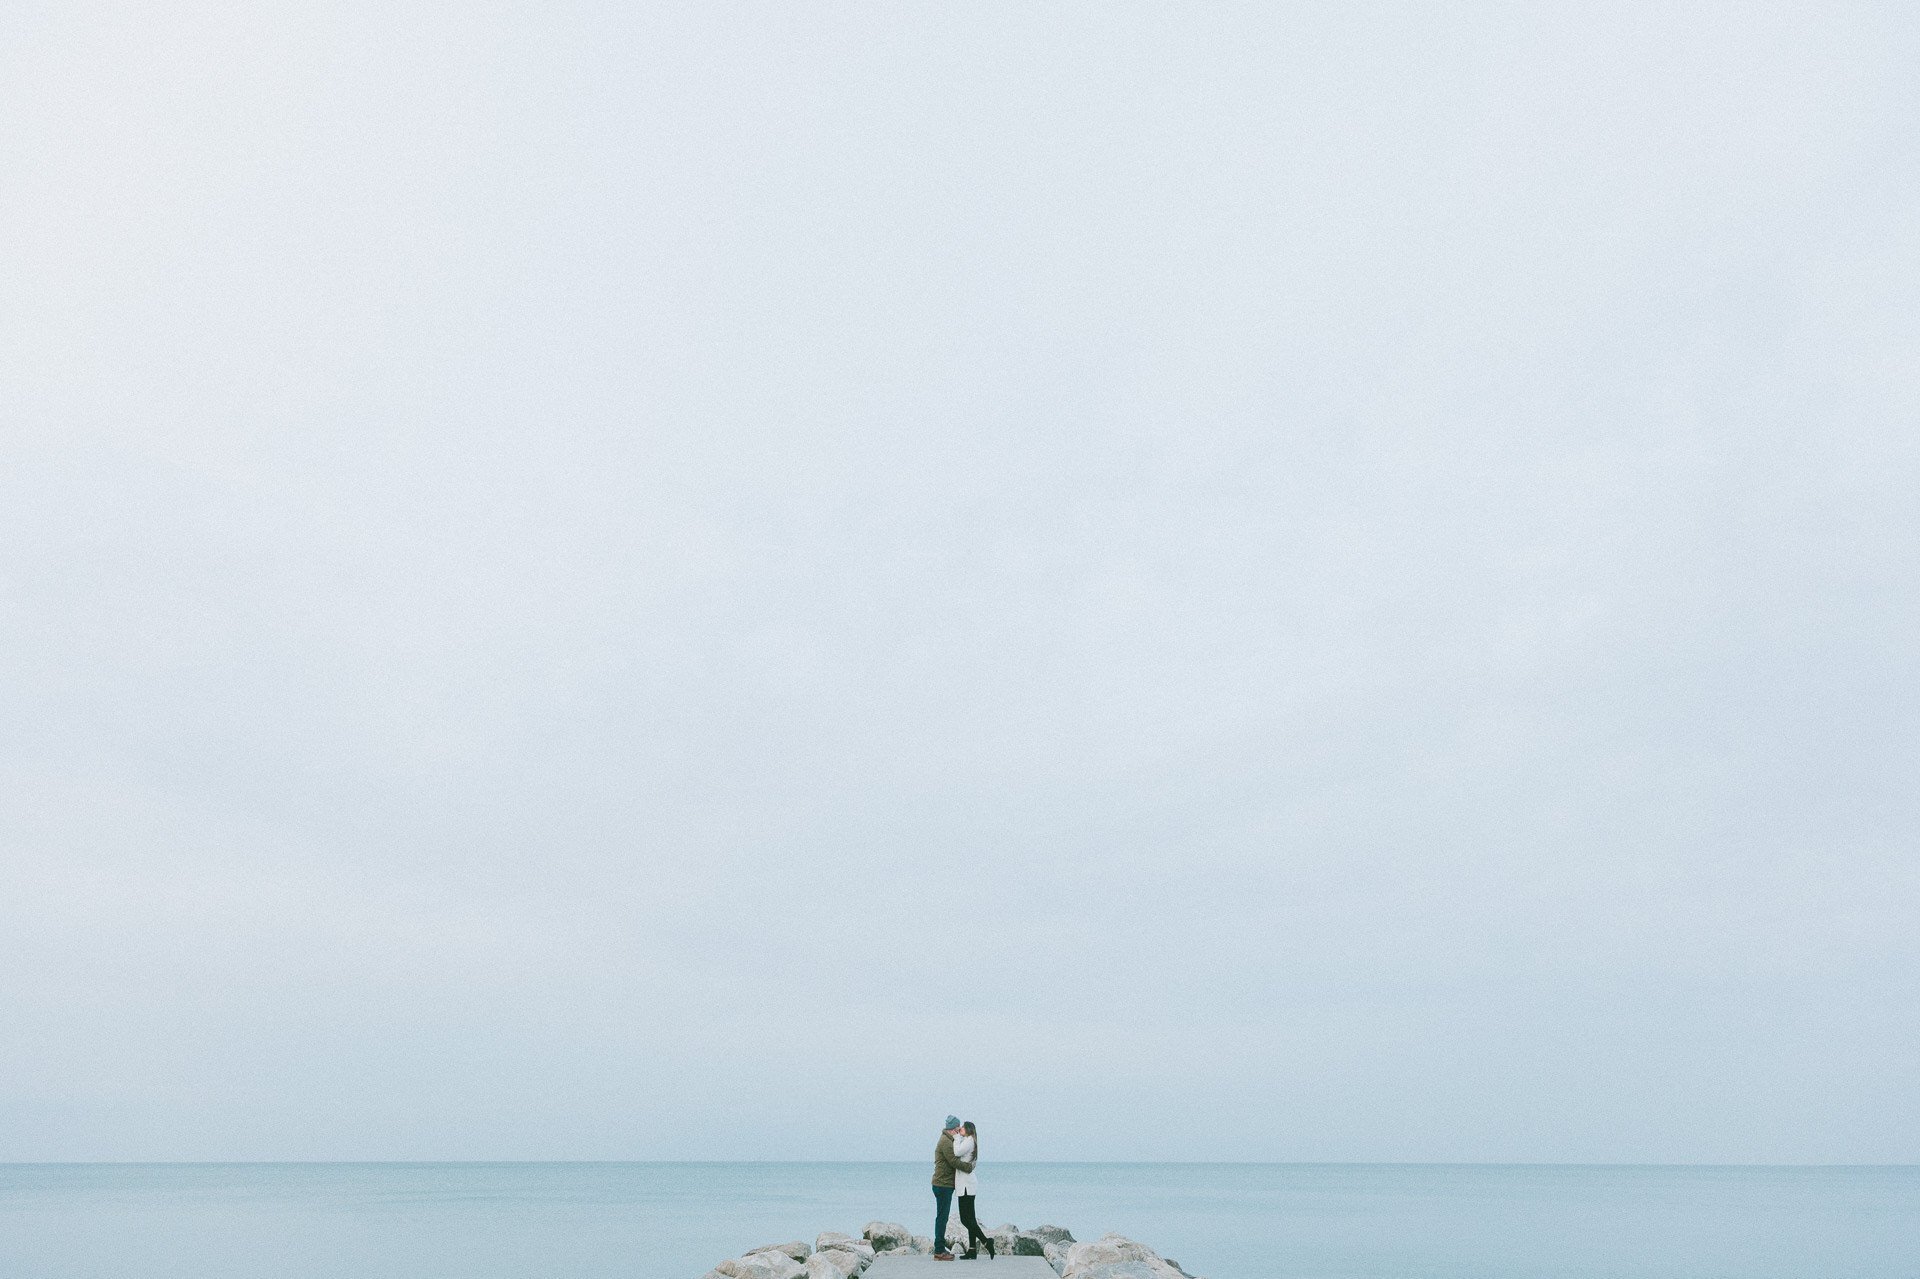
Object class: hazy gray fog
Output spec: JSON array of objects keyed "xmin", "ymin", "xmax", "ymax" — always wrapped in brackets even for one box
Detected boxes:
[{"xmin": 3, "ymin": 1, "xmax": 1916, "ymax": 1162}]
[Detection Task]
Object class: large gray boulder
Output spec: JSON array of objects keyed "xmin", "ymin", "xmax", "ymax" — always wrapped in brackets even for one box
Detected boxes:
[
  {"xmin": 1044, "ymin": 1241, "xmax": 1072, "ymax": 1275},
  {"xmin": 749, "ymin": 1241, "xmax": 812, "ymax": 1263},
  {"xmin": 1030, "ymin": 1225, "xmax": 1076, "ymax": 1248},
  {"xmin": 714, "ymin": 1254, "xmax": 807, "ymax": 1279},
  {"xmin": 911, "ymin": 1236, "xmax": 933, "ymax": 1254},
  {"xmin": 862, "ymin": 1223, "xmax": 913, "ymax": 1252},
  {"xmin": 1074, "ymin": 1265, "xmax": 1164, "ymax": 1279},
  {"xmin": 1061, "ymin": 1236, "xmax": 1186, "ymax": 1279},
  {"xmin": 803, "ymin": 1254, "xmax": 857, "ymax": 1279},
  {"xmin": 812, "ymin": 1246, "xmax": 871, "ymax": 1277},
  {"xmin": 1062, "ymin": 1239, "xmax": 1111, "ymax": 1274},
  {"xmin": 813, "ymin": 1233, "xmax": 866, "ymax": 1256},
  {"xmin": 812, "ymin": 1239, "xmax": 872, "ymax": 1274},
  {"xmin": 1011, "ymin": 1231, "xmax": 1048, "ymax": 1256}
]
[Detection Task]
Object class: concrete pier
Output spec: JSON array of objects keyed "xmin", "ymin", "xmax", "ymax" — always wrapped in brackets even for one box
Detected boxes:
[{"xmin": 864, "ymin": 1259, "xmax": 1056, "ymax": 1277}]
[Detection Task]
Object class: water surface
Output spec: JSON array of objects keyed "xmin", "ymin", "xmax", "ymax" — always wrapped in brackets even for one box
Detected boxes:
[{"xmin": 0, "ymin": 1162, "xmax": 1913, "ymax": 1279}]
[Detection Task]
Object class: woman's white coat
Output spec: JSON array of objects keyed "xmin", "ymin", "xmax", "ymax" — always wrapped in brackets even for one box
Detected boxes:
[{"xmin": 953, "ymin": 1133, "xmax": 978, "ymax": 1196}]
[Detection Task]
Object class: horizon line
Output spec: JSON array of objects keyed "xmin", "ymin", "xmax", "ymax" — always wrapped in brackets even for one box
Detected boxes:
[{"xmin": 5, "ymin": 1159, "xmax": 1915, "ymax": 1169}]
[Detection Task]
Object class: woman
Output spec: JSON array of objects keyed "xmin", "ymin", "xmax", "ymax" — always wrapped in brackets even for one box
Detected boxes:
[{"xmin": 953, "ymin": 1121, "xmax": 994, "ymax": 1259}]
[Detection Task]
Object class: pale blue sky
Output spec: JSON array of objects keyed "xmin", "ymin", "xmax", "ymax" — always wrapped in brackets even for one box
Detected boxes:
[{"xmin": 2, "ymin": 0, "xmax": 1916, "ymax": 1162}]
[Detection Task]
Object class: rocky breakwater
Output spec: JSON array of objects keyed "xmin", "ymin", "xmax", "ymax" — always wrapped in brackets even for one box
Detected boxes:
[{"xmin": 697, "ymin": 1222, "xmax": 1204, "ymax": 1279}]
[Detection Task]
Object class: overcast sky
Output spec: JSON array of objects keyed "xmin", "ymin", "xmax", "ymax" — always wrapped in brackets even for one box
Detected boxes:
[{"xmin": 3, "ymin": 0, "xmax": 1916, "ymax": 1164}]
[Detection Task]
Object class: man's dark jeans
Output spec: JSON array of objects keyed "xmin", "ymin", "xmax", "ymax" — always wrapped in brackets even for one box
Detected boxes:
[{"xmin": 931, "ymin": 1183, "xmax": 954, "ymax": 1253}]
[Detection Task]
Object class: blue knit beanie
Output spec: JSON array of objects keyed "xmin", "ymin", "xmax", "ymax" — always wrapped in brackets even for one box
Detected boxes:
[{"xmin": 944, "ymin": 1115, "xmax": 960, "ymax": 1129}]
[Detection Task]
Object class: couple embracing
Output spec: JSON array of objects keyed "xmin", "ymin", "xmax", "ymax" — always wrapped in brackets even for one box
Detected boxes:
[{"xmin": 931, "ymin": 1115, "xmax": 993, "ymax": 1261}]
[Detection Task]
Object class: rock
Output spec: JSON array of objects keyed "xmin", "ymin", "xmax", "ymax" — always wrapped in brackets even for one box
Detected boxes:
[
  {"xmin": 874, "ymin": 1247, "xmax": 913, "ymax": 1258},
  {"xmin": 813, "ymin": 1233, "xmax": 863, "ymax": 1256},
  {"xmin": 1044, "ymin": 1241, "xmax": 1072, "ymax": 1274},
  {"xmin": 1062, "ymin": 1239, "xmax": 1121, "ymax": 1274},
  {"xmin": 812, "ymin": 1239, "xmax": 872, "ymax": 1274},
  {"xmin": 714, "ymin": 1252, "xmax": 802, "ymax": 1275},
  {"xmin": 1074, "ymin": 1265, "xmax": 1164, "ymax": 1279},
  {"xmin": 717, "ymin": 1252, "xmax": 807, "ymax": 1279},
  {"xmin": 810, "ymin": 1247, "xmax": 870, "ymax": 1277},
  {"xmin": 804, "ymin": 1255, "xmax": 856, "ymax": 1279},
  {"xmin": 862, "ymin": 1222, "xmax": 913, "ymax": 1252},
  {"xmin": 750, "ymin": 1241, "xmax": 812, "ymax": 1263},
  {"xmin": 911, "ymin": 1236, "xmax": 933, "ymax": 1254},
  {"xmin": 1103, "ymin": 1234, "xmax": 1163, "ymax": 1262},
  {"xmin": 1062, "ymin": 1237, "xmax": 1182, "ymax": 1279},
  {"xmin": 1030, "ymin": 1225, "xmax": 1076, "ymax": 1248},
  {"xmin": 982, "ymin": 1223, "xmax": 1050, "ymax": 1255}
]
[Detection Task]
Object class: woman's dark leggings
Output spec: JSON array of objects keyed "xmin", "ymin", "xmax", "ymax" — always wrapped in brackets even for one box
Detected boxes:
[{"xmin": 956, "ymin": 1194, "xmax": 989, "ymax": 1251}]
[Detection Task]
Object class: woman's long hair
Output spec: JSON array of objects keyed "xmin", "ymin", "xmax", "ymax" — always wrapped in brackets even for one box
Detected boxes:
[{"xmin": 962, "ymin": 1120, "xmax": 978, "ymax": 1162}]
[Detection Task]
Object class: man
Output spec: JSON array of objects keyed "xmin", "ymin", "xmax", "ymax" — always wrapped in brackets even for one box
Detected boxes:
[{"xmin": 930, "ymin": 1114, "xmax": 975, "ymax": 1261}]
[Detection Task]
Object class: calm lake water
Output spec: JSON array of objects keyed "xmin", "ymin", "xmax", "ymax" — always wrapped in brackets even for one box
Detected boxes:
[{"xmin": 0, "ymin": 1162, "xmax": 1914, "ymax": 1279}]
